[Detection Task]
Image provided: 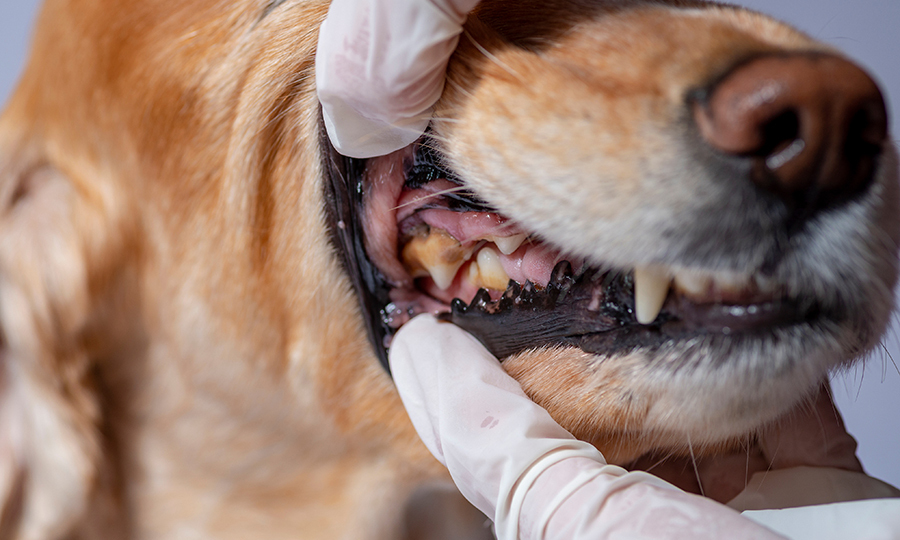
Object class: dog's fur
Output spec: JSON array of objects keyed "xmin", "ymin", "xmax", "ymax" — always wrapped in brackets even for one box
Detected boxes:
[{"xmin": 0, "ymin": 0, "xmax": 897, "ymax": 538}]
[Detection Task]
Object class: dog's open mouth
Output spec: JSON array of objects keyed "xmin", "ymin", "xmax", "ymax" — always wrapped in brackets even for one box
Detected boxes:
[{"xmin": 322, "ymin": 132, "xmax": 820, "ymax": 373}]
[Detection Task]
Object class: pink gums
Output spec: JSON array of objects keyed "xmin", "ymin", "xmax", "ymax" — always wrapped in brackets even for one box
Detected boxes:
[{"xmin": 361, "ymin": 151, "xmax": 577, "ymax": 326}]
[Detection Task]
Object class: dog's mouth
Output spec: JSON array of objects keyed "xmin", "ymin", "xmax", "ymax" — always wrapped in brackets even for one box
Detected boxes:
[{"xmin": 322, "ymin": 130, "xmax": 822, "ymax": 373}]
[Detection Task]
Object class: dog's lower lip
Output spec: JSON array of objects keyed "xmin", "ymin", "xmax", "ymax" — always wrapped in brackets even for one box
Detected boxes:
[
  {"xmin": 440, "ymin": 261, "xmax": 817, "ymax": 360},
  {"xmin": 658, "ymin": 293, "xmax": 812, "ymax": 335}
]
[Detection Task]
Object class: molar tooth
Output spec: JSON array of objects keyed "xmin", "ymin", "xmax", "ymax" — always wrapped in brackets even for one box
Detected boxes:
[
  {"xmin": 673, "ymin": 271, "xmax": 711, "ymax": 297},
  {"xmin": 634, "ymin": 266, "xmax": 672, "ymax": 325},
  {"xmin": 753, "ymin": 274, "xmax": 779, "ymax": 295},
  {"xmin": 711, "ymin": 270, "xmax": 748, "ymax": 294},
  {"xmin": 492, "ymin": 233, "xmax": 528, "ymax": 255},
  {"xmin": 471, "ymin": 247, "xmax": 512, "ymax": 291}
]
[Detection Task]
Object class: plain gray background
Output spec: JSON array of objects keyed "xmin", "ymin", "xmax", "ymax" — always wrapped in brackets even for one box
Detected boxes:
[{"xmin": 1, "ymin": 1, "xmax": 898, "ymax": 487}]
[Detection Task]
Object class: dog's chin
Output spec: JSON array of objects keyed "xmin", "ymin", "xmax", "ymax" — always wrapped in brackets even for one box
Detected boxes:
[{"xmin": 322, "ymin": 132, "xmax": 895, "ymax": 462}]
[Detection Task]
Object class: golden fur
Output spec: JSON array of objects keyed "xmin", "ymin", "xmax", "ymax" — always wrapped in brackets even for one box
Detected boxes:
[{"xmin": 0, "ymin": 0, "xmax": 896, "ymax": 538}]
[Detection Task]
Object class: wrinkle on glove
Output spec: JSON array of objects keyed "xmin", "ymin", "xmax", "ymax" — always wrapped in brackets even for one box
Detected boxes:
[
  {"xmin": 389, "ymin": 314, "xmax": 786, "ymax": 540},
  {"xmin": 316, "ymin": 0, "xmax": 480, "ymax": 157}
]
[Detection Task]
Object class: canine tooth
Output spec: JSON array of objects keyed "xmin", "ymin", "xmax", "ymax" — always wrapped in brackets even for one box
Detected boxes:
[
  {"xmin": 634, "ymin": 266, "xmax": 671, "ymax": 324},
  {"xmin": 492, "ymin": 233, "xmax": 527, "ymax": 255},
  {"xmin": 471, "ymin": 246, "xmax": 511, "ymax": 290},
  {"xmin": 427, "ymin": 261, "xmax": 463, "ymax": 290}
]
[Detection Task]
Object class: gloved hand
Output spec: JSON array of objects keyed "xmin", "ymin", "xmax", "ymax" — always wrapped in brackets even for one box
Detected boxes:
[
  {"xmin": 316, "ymin": 0, "xmax": 480, "ymax": 158},
  {"xmin": 388, "ymin": 314, "xmax": 789, "ymax": 540}
]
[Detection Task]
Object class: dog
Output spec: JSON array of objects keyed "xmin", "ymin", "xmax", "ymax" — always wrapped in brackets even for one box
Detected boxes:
[{"xmin": 0, "ymin": 0, "xmax": 897, "ymax": 538}]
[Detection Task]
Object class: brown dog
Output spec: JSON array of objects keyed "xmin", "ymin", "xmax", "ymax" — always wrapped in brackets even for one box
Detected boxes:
[{"xmin": 0, "ymin": 0, "xmax": 897, "ymax": 538}]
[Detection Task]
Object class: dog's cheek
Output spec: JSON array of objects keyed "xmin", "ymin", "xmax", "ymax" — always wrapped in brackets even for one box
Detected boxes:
[{"xmin": 0, "ymin": 164, "xmax": 126, "ymax": 538}]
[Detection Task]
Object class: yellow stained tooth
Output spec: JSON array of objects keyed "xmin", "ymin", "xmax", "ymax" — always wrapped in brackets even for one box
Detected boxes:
[
  {"xmin": 428, "ymin": 261, "xmax": 464, "ymax": 290},
  {"xmin": 401, "ymin": 229, "xmax": 468, "ymax": 290},
  {"xmin": 673, "ymin": 271, "xmax": 710, "ymax": 297},
  {"xmin": 471, "ymin": 247, "xmax": 511, "ymax": 291},
  {"xmin": 492, "ymin": 233, "xmax": 528, "ymax": 255},
  {"xmin": 467, "ymin": 260, "xmax": 480, "ymax": 284},
  {"xmin": 712, "ymin": 270, "xmax": 746, "ymax": 294},
  {"xmin": 634, "ymin": 266, "xmax": 672, "ymax": 325}
]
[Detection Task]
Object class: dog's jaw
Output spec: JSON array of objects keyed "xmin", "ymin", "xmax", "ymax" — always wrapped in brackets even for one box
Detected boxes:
[{"xmin": 435, "ymin": 6, "xmax": 900, "ymax": 461}]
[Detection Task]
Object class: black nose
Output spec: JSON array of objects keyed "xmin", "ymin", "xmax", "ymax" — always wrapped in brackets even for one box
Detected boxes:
[{"xmin": 693, "ymin": 53, "xmax": 888, "ymax": 214}]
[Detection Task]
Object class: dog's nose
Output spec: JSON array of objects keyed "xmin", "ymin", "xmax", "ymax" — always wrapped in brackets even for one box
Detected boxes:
[{"xmin": 693, "ymin": 53, "xmax": 887, "ymax": 212}]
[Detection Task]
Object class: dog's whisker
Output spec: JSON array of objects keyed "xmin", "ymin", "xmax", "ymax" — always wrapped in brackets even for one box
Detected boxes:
[
  {"xmin": 420, "ymin": 133, "xmax": 453, "ymax": 146},
  {"xmin": 428, "ymin": 117, "xmax": 463, "ymax": 125},
  {"xmin": 463, "ymin": 30, "xmax": 527, "ymax": 84},
  {"xmin": 877, "ymin": 340, "xmax": 900, "ymax": 378},
  {"xmin": 445, "ymin": 77, "xmax": 476, "ymax": 99},
  {"xmin": 643, "ymin": 450, "xmax": 677, "ymax": 473},
  {"xmin": 390, "ymin": 186, "xmax": 472, "ymax": 211},
  {"xmin": 686, "ymin": 434, "xmax": 705, "ymax": 497},
  {"xmin": 744, "ymin": 435, "xmax": 752, "ymax": 488},
  {"xmin": 855, "ymin": 360, "xmax": 866, "ymax": 400}
]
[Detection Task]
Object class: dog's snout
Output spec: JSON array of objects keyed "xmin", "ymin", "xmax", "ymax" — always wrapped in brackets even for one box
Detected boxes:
[{"xmin": 693, "ymin": 53, "xmax": 888, "ymax": 212}]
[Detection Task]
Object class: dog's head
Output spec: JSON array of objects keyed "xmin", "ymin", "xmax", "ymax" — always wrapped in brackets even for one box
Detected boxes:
[{"xmin": 324, "ymin": 1, "xmax": 900, "ymax": 462}]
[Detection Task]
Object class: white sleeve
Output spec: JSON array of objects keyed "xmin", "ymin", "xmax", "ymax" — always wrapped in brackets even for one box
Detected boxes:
[
  {"xmin": 315, "ymin": 0, "xmax": 479, "ymax": 158},
  {"xmin": 389, "ymin": 314, "xmax": 787, "ymax": 540},
  {"xmin": 743, "ymin": 499, "xmax": 900, "ymax": 540}
]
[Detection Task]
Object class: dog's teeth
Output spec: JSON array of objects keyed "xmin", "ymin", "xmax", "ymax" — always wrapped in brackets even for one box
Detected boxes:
[
  {"xmin": 491, "ymin": 233, "xmax": 527, "ymax": 255},
  {"xmin": 672, "ymin": 268, "xmax": 752, "ymax": 299},
  {"xmin": 673, "ymin": 271, "xmax": 710, "ymax": 297},
  {"xmin": 401, "ymin": 229, "xmax": 470, "ymax": 290},
  {"xmin": 713, "ymin": 270, "xmax": 747, "ymax": 294},
  {"xmin": 428, "ymin": 261, "xmax": 463, "ymax": 290},
  {"xmin": 633, "ymin": 266, "xmax": 672, "ymax": 324},
  {"xmin": 469, "ymin": 246, "xmax": 511, "ymax": 290}
]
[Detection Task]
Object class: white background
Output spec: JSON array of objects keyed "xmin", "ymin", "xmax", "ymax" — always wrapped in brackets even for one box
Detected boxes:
[{"xmin": 1, "ymin": 1, "xmax": 898, "ymax": 487}]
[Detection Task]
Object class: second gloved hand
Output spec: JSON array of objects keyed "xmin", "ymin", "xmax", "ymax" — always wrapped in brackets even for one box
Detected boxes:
[{"xmin": 388, "ymin": 314, "xmax": 786, "ymax": 540}]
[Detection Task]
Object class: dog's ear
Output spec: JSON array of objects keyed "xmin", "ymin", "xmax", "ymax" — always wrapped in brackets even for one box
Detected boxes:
[{"xmin": 0, "ymin": 155, "xmax": 114, "ymax": 538}]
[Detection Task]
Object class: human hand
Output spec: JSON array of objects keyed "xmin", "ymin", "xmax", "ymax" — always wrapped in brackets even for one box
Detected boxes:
[
  {"xmin": 627, "ymin": 382, "xmax": 900, "ymax": 509},
  {"xmin": 388, "ymin": 314, "xmax": 788, "ymax": 540},
  {"xmin": 316, "ymin": 0, "xmax": 479, "ymax": 158}
]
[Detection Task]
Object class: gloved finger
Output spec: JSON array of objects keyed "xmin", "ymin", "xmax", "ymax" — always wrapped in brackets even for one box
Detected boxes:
[
  {"xmin": 758, "ymin": 382, "xmax": 862, "ymax": 471},
  {"xmin": 628, "ymin": 382, "xmax": 864, "ymax": 502},
  {"xmin": 388, "ymin": 315, "xmax": 786, "ymax": 540},
  {"xmin": 521, "ymin": 459, "xmax": 787, "ymax": 540},
  {"xmin": 388, "ymin": 314, "xmax": 608, "ymax": 521},
  {"xmin": 723, "ymin": 382, "xmax": 898, "ymax": 511},
  {"xmin": 316, "ymin": 0, "xmax": 480, "ymax": 158}
]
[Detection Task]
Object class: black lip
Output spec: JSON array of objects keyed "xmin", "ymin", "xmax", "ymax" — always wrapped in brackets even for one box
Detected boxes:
[
  {"xmin": 441, "ymin": 261, "xmax": 819, "ymax": 360},
  {"xmin": 320, "ymin": 112, "xmax": 396, "ymax": 374},
  {"xmin": 440, "ymin": 261, "xmax": 635, "ymax": 358}
]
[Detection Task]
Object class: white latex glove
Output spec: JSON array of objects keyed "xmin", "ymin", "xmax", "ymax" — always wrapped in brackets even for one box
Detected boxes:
[
  {"xmin": 316, "ymin": 0, "xmax": 479, "ymax": 158},
  {"xmin": 389, "ymin": 314, "xmax": 787, "ymax": 540}
]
